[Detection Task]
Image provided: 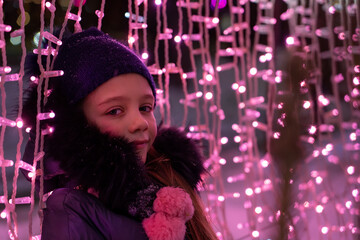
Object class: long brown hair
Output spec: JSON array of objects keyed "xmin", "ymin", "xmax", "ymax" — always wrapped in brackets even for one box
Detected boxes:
[{"xmin": 146, "ymin": 148, "xmax": 218, "ymax": 240}]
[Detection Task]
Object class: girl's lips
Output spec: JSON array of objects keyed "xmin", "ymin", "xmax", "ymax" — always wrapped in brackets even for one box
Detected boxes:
[{"xmin": 132, "ymin": 140, "xmax": 149, "ymax": 148}]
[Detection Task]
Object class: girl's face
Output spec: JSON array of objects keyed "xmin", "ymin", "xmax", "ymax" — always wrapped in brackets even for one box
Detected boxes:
[{"xmin": 82, "ymin": 73, "xmax": 157, "ymax": 163}]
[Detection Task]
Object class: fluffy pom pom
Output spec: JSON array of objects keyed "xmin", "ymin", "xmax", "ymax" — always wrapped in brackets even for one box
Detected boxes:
[
  {"xmin": 143, "ymin": 212, "xmax": 186, "ymax": 240},
  {"xmin": 153, "ymin": 187, "xmax": 194, "ymax": 221}
]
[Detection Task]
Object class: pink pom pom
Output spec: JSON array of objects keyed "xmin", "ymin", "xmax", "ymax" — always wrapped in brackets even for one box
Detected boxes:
[
  {"xmin": 153, "ymin": 187, "xmax": 194, "ymax": 221},
  {"xmin": 143, "ymin": 212, "xmax": 186, "ymax": 240},
  {"xmin": 73, "ymin": 0, "xmax": 87, "ymax": 7}
]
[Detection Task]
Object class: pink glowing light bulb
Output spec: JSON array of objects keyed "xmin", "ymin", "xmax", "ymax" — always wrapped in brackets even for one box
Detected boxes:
[
  {"xmin": 252, "ymin": 230, "xmax": 260, "ymax": 238},
  {"xmin": 211, "ymin": 0, "xmax": 227, "ymax": 9},
  {"xmin": 219, "ymin": 158, "xmax": 226, "ymax": 165},
  {"xmin": 352, "ymin": 189, "xmax": 359, "ymax": 198},
  {"xmin": 353, "ymin": 77, "xmax": 360, "ymax": 85},
  {"xmin": 308, "ymin": 125, "xmax": 317, "ymax": 134},
  {"xmin": 174, "ymin": 35, "xmax": 181, "ymax": 43},
  {"xmin": 303, "ymin": 101, "xmax": 311, "ymax": 109},
  {"xmin": 286, "ymin": 36, "xmax": 295, "ymax": 45},
  {"xmin": 245, "ymin": 188, "xmax": 253, "ymax": 196},
  {"xmin": 238, "ymin": 85, "xmax": 246, "ymax": 93},
  {"xmin": 141, "ymin": 52, "xmax": 149, "ymax": 60},
  {"xmin": 254, "ymin": 206, "xmax": 262, "ymax": 214},
  {"xmin": 16, "ymin": 119, "xmax": 23, "ymax": 128},
  {"xmin": 347, "ymin": 166, "xmax": 355, "ymax": 175},
  {"xmin": 315, "ymin": 205, "xmax": 324, "ymax": 213},
  {"xmin": 205, "ymin": 92, "xmax": 213, "ymax": 100},
  {"xmin": 328, "ymin": 6, "xmax": 336, "ymax": 14},
  {"xmin": 231, "ymin": 83, "xmax": 239, "ymax": 90},
  {"xmin": 249, "ymin": 67, "xmax": 257, "ymax": 76},
  {"xmin": 73, "ymin": 0, "xmax": 87, "ymax": 7},
  {"xmin": 220, "ymin": 137, "xmax": 228, "ymax": 144},
  {"xmin": 321, "ymin": 226, "xmax": 329, "ymax": 234},
  {"xmin": 260, "ymin": 159, "xmax": 269, "ymax": 168},
  {"xmin": 0, "ymin": 211, "xmax": 7, "ymax": 219},
  {"xmin": 349, "ymin": 132, "xmax": 357, "ymax": 141}
]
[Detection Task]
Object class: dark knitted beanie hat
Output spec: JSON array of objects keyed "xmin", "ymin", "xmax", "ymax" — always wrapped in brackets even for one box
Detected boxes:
[{"xmin": 53, "ymin": 27, "xmax": 156, "ymax": 105}]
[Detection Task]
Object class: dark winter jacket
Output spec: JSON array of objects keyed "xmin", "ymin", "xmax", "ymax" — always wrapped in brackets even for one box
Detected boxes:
[
  {"xmin": 42, "ymin": 188, "xmax": 148, "ymax": 240},
  {"xmin": 22, "ymin": 123, "xmax": 205, "ymax": 239}
]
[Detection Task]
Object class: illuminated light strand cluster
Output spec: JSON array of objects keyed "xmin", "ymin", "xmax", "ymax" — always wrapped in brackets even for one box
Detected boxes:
[
  {"xmin": 127, "ymin": 0, "xmax": 231, "ymax": 238},
  {"xmin": 127, "ymin": 0, "xmax": 359, "ymax": 239},
  {"xmin": 0, "ymin": 0, "xmax": 109, "ymax": 238}
]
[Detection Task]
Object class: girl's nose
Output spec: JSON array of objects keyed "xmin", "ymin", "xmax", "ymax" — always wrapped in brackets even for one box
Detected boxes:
[{"xmin": 128, "ymin": 112, "xmax": 149, "ymax": 133}]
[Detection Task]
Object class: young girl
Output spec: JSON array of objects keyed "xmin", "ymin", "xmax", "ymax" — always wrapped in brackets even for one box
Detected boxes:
[{"xmin": 21, "ymin": 27, "xmax": 218, "ymax": 240}]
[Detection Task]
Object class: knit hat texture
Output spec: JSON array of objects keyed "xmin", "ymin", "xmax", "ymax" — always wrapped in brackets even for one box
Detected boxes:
[{"xmin": 53, "ymin": 27, "xmax": 156, "ymax": 104}]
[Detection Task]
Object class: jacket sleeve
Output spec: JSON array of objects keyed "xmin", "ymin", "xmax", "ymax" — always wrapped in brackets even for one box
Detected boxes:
[{"xmin": 42, "ymin": 188, "xmax": 149, "ymax": 240}]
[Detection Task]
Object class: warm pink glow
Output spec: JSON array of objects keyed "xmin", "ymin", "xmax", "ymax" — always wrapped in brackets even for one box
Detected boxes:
[
  {"xmin": 211, "ymin": 0, "xmax": 227, "ymax": 9},
  {"xmin": 313, "ymin": 150, "xmax": 320, "ymax": 157},
  {"xmin": 245, "ymin": 188, "xmax": 253, "ymax": 196},
  {"xmin": 352, "ymin": 189, "xmax": 359, "ymax": 198},
  {"xmin": 254, "ymin": 187, "xmax": 261, "ymax": 194},
  {"xmin": 204, "ymin": 92, "xmax": 213, "ymax": 100},
  {"xmin": 351, "ymin": 88, "xmax": 360, "ymax": 97},
  {"xmin": 27, "ymin": 172, "xmax": 34, "ymax": 178},
  {"xmin": 315, "ymin": 176, "xmax": 323, "ymax": 184},
  {"xmin": 254, "ymin": 207, "xmax": 262, "ymax": 214},
  {"xmin": 275, "ymin": 76, "xmax": 282, "ymax": 83},
  {"xmin": 252, "ymin": 230, "xmax": 259, "ymax": 238},
  {"xmin": 318, "ymin": 95, "xmax": 330, "ymax": 106},
  {"xmin": 16, "ymin": 119, "xmax": 23, "ymax": 128},
  {"xmin": 308, "ymin": 125, "xmax": 317, "ymax": 134},
  {"xmin": 265, "ymin": 53, "xmax": 272, "ymax": 61},
  {"xmin": 350, "ymin": 132, "xmax": 357, "ymax": 141},
  {"xmin": 264, "ymin": 179, "xmax": 271, "ymax": 185},
  {"xmin": 231, "ymin": 83, "xmax": 239, "ymax": 90},
  {"xmin": 303, "ymin": 101, "xmax": 311, "ymax": 109},
  {"xmin": 234, "ymin": 136, "xmax": 241, "ymax": 143},
  {"xmin": 141, "ymin": 52, "xmax": 149, "ymax": 60},
  {"xmin": 219, "ymin": 158, "xmax": 226, "ymax": 165},
  {"xmin": 259, "ymin": 55, "xmax": 267, "ymax": 63},
  {"xmin": 344, "ymin": 95, "xmax": 350, "ymax": 102},
  {"xmin": 249, "ymin": 67, "xmax": 257, "ymax": 76},
  {"xmin": 315, "ymin": 205, "xmax": 324, "ymax": 213},
  {"xmin": 273, "ymin": 132, "xmax": 280, "ymax": 139},
  {"xmin": 238, "ymin": 86, "xmax": 246, "ymax": 93},
  {"xmin": 286, "ymin": 36, "xmax": 295, "ymax": 45},
  {"xmin": 353, "ymin": 77, "xmax": 360, "ymax": 85},
  {"xmin": 328, "ymin": 6, "xmax": 336, "ymax": 14},
  {"xmin": 321, "ymin": 226, "xmax": 329, "ymax": 234},
  {"xmin": 260, "ymin": 159, "xmax": 269, "ymax": 168},
  {"xmin": 205, "ymin": 74, "xmax": 213, "ymax": 82},
  {"xmin": 128, "ymin": 36, "xmax": 136, "ymax": 44},
  {"xmin": 212, "ymin": 18, "xmax": 220, "ymax": 24},
  {"xmin": 347, "ymin": 166, "xmax": 355, "ymax": 175},
  {"xmin": 0, "ymin": 211, "xmax": 6, "ymax": 219},
  {"xmin": 217, "ymin": 195, "xmax": 225, "ymax": 202},
  {"xmin": 345, "ymin": 201, "xmax": 352, "ymax": 209},
  {"xmin": 354, "ymin": 65, "xmax": 360, "ymax": 73},
  {"xmin": 174, "ymin": 35, "xmax": 181, "ymax": 43},
  {"xmin": 220, "ymin": 137, "xmax": 228, "ymax": 144}
]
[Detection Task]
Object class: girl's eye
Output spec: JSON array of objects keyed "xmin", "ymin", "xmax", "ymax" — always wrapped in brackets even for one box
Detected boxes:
[
  {"xmin": 106, "ymin": 108, "xmax": 123, "ymax": 116},
  {"xmin": 140, "ymin": 105, "xmax": 153, "ymax": 112}
]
